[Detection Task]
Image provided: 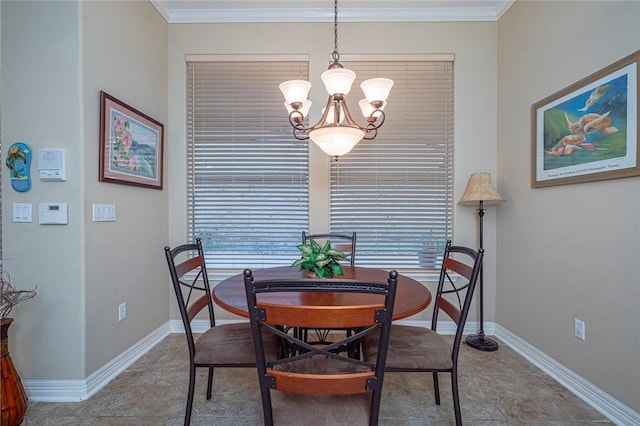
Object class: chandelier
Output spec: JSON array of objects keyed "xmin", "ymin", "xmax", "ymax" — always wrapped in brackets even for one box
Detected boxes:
[{"xmin": 279, "ymin": 0, "xmax": 393, "ymax": 159}]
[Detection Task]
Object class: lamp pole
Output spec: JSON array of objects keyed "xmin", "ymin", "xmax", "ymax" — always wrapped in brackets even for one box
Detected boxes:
[{"xmin": 464, "ymin": 200, "xmax": 499, "ymax": 351}]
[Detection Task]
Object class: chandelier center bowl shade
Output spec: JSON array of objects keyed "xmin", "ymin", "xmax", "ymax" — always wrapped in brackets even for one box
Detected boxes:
[{"xmin": 279, "ymin": 0, "xmax": 393, "ymax": 158}]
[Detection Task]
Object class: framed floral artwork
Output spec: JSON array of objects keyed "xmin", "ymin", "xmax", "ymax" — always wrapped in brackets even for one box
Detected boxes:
[
  {"xmin": 99, "ymin": 91, "xmax": 164, "ymax": 189},
  {"xmin": 531, "ymin": 49, "xmax": 639, "ymax": 188}
]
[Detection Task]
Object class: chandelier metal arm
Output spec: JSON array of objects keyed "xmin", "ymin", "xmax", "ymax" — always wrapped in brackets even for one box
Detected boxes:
[
  {"xmin": 288, "ymin": 111, "xmax": 310, "ymax": 140},
  {"xmin": 287, "ymin": 95, "xmax": 386, "ymax": 141}
]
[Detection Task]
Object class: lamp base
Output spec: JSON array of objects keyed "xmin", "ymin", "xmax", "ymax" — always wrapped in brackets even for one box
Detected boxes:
[{"xmin": 465, "ymin": 333, "xmax": 499, "ymax": 352}]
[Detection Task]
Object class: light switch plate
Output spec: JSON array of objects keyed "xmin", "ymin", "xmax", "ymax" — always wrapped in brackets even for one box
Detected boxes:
[
  {"xmin": 92, "ymin": 204, "xmax": 116, "ymax": 222},
  {"xmin": 13, "ymin": 203, "xmax": 32, "ymax": 222}
]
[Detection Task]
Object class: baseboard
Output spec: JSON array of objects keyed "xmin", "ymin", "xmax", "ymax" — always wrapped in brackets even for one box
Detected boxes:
[
  {"xmin": 169, "ymin": 318, "xmax": 247, "ymax": 333},
  {"xmin": 24, "ymin": 323, "xmax": 170, "ymax": 402},
  {"xmin": 495, "ymin": 324, "xmax": 640, "ymax": 426},
  {"xmin": 22, "ymin": 318, "xmax": 640, "ymax": 426}
]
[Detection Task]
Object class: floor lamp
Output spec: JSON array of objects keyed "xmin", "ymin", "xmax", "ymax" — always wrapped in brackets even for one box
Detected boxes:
[{"xmin": 459, "ymin": 172, "xmax": 504, "ymax": 352}]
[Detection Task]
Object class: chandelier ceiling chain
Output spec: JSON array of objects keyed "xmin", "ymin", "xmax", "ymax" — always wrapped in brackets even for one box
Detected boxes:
[
  {"xmin": 279, "ymin": 0, "xmax": 394, "ymax": 159},
  {"xmin": 332, "ymin": 0, "xmax": 339, "ymax": 64}
]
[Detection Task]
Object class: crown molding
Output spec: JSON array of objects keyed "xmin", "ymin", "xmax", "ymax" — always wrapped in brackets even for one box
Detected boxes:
[{"xmin": 150, "ymin": 0, "xmax": 516, "ymax": 24}]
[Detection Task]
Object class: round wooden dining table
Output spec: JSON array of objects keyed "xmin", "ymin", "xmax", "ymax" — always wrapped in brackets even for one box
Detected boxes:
[{"xmin": 212, "ymin": 265, "xmax": 432, "ymax": 320}]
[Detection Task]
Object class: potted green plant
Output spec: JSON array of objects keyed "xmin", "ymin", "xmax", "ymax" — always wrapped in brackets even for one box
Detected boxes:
[{"xmin": 292, "ymin": 239, "xmax": 348, "ymax": 278}]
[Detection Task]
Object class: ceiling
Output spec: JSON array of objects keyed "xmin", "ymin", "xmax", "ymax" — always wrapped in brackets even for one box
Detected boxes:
[{"xmin": 150, "ymin": 0, "xmax": 516, "ymax": 23}]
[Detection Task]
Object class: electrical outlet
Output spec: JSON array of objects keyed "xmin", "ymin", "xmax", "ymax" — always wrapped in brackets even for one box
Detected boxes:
[
  {"xmin": 118, "ymin": 303, "xmax": 127, "ymax": 321},
  {"xmin": 574, "ymin": 318, "xmax": 585, "ymax": 340}
]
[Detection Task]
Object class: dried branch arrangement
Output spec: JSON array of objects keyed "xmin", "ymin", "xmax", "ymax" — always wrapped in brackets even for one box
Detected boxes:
[{"xmin": 0, "ymin": 273, "xmax": 37, "ymax": 319}]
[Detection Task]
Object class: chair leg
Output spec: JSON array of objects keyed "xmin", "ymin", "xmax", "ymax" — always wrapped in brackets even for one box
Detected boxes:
[
  {"xmin": 260, "ymin": 388, "xmax": 274, "ymax": 426},
  {"xmin": 206, "ymin": 367, "xmax": 214, "ymax": 400},
  {"xmin": 184, "ymin": 364, "xmax": 196, "ymax": 426},
  {"xmin": 432, "ymin": 371, "xmax": 441, "ymax": 405},
  {"xmin": 451, "ymin": 372, "xmax": 462, "ymax": 426},
  {"xmin": 369, "ymin": 389, "xmax": 382, "ymax": 426},
  {"xmin": 346, "ymin": 328, "xmax": 361, "ymax": 359}
]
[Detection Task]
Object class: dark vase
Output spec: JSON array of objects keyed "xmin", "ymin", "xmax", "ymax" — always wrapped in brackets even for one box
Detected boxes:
[{"xmin": 1, "ymin": 318, "xmax": 28, "ymax": 426}]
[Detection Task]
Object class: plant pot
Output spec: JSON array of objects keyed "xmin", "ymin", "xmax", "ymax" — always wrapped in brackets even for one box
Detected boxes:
[
  {"xmin": 417, "ymin": 250, "xmax": 441, "ymax": 269},
  {"xmin": 1, "ymin": 318, "xmax": 28, "ymax": 426}
]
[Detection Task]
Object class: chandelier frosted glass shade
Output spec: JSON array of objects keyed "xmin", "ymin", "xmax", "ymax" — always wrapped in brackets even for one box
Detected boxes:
[
  {"xmin": 309, "ymin": 126, "xmax": 365, "ymax": 157},
  {"xmin": 285, "ymin": 100, "xmax": 312, "ymax": 118},
  {"xmin": 322, "ymin": 105, "xmax": 345, "ymax": 124},
  {"xmin": 359, "ymin": 99, "xmax": 386, "ymax": 118},
  {"xmin": 279, "ymin": 80, "xmax": 312, "ymax": 105},
  {"xmin": 360, "ymin": 78, "xmax": 394, "ymax": 103},
  {"xmin": 321, "ymin": 68, "xmax": 356, "ymax": 95}
]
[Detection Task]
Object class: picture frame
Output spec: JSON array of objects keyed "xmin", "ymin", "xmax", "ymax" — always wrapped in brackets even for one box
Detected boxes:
[
  {"xmin": 99, "ymin": 91, "xmax": 164, "ymax": 189},
  {"xmin": 531, "ymin": 49, "xmax": 639, "ymax": 188}
]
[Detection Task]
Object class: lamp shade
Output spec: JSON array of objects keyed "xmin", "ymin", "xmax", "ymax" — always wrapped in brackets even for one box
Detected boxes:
[
  {"xmin": 361, "ymin": 78, "xmax": 394, "ymax": 102},
  {"xmin": 322, "ymin": 105, "xmax": 345, "ymax": 124},
  {"xmin": 279, "ymin": 80, "xmax": 312, "ymax": 105},
  {"xmin": 321, "ymin": 68, "xmax": 356, "ymax": 95},
  {"xmin": 285, "ymin": 99, "xmax": 312, "ymax": 118},
  {"xmin": 309, "ymin": 126, "xmax": 364, "ymax": 157},
  {"xmin": 459, "ymin": 172, "xmax": 505, "ymax": 205},
  {"xmin": 359, "ymin": 99, "xmax": 386, "ymax": 118}
]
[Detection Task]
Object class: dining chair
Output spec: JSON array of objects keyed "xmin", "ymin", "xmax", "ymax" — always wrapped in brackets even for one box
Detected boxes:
[
  {"xmin": 243, "ymin": 269, "xmax": 398, "ymax": 426},
  {"xmin": 164, "ymin": 238, "xmax": 281, "ymax": 426},
  {"xmin": 362, "ymin": 241, "xmax": 484, "ymax": 426},
  {"xmin": 302, "ymin": 231, "xmax": 357, "ymax": 267}
]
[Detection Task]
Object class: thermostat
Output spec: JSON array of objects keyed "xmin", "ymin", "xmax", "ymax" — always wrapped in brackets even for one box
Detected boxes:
[
  {"xmin": 39, "ymin": 203, "xmax": 68, "ymax": 225},
  {"xmin": 38, "ymin": 148, "xmax": 67, "ymax": 181}
]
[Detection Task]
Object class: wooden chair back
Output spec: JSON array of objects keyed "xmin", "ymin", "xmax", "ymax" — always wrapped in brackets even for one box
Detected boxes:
[
  {"xmin": 302, "ymin": 231, "xmax": 357, "ymax": 266},
  {"xmin": 431, "ymin": 241, "xmax": 484, "ymax": 354},
  {"xmin": 164, "ymin": 238, "xmax": 215, "ymax": 355},
  {"xmin": 244, "ymin": 270, "xmax": 398, "ymax": 425}
]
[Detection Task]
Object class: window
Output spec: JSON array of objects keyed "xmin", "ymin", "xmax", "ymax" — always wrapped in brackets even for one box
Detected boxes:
[
  {"xmin": 186, "ymin": 57, "xmax": 309, "ymax": 268},
  {"xmin": 330, "ymin": 58, "xmax": 454, "ymax": 269},
  {"xmin": 186, "ymin": 55, "xmax": 453, "ymax": 271}
]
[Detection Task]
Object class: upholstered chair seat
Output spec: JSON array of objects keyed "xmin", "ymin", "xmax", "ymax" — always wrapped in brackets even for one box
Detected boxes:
[
  {"xmin": 363, "ymin": 325, "xmax": 453, "ymax": 370},
  {"xmin": 193, "ymin": 323, "xmax": 280, "ymax": 365}
]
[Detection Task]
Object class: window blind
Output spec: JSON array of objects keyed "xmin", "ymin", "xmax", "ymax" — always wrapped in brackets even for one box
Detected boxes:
[
  {"xmin": 186, "ymin": 60, "xmax": 309, "ymax": 268},
  {"xmin": 330, "ymin": 60, "xmax": 454, "ymax": 269}
]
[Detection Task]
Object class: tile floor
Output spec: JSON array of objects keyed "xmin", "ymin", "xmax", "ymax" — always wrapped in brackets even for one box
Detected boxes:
[{"xmin": 23, "ymin": 334, "xmax": 612, "ymax": 425}]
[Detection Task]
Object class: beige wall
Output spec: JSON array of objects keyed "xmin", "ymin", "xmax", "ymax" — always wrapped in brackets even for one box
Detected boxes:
[
  {"xmin": 1, "ymin": 0, "xmax": 168, "ymax": 380},
  {"xmin": 82, "ymin": 1, "xmax": 169, "ymax": 375},
  {"xmin": 167, "ymin": 21, "xmax": 499, "ymax": 322},
  {"xmin": 1, "ymin": 0, "xmax": 85, "ymax": 379},
  {"xmin": 497, "ymin": 0, "xmax": 640, "ymax": 411}
]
